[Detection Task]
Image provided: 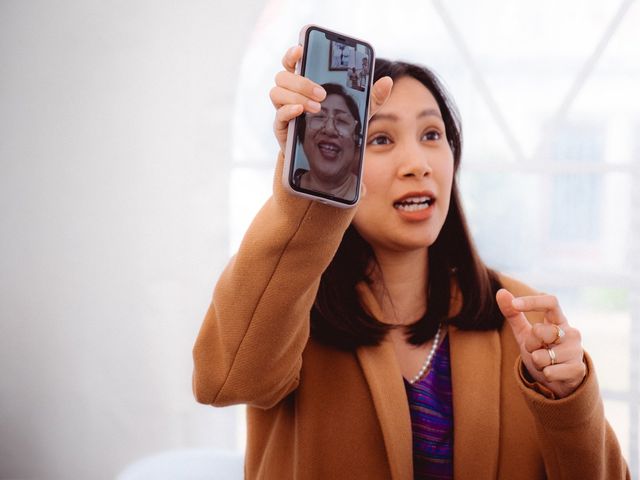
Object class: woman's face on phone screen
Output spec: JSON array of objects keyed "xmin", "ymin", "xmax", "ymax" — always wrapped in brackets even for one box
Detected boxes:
[
  {"xmin": 302, "ymin": 94, "xmax": 358, "ymax": 185},
  {"xmin": 353, "ymin": 76, "xmax": 455, "ymax": 253}
]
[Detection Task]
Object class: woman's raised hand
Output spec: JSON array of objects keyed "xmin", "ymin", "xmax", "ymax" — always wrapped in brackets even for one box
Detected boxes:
[
  {"xmin": 496, "ymin": 289, "xmax": 587, "ymax": 399},
  {"xmin": 270, "ymin": 45, "xmax": 393, "ymax": 154}
]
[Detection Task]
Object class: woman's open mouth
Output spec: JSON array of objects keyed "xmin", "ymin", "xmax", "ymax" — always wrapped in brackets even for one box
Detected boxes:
[
  {"xmin": 317, "ymin": 141, "xmax": 342, "ymax": 160},
  {"xmin": 393, "ymin": 194, "xmax": 436, "ymax": 221},
  {"xmin": 393, "ymin": 195, "xmax": 434, "ymax": 211}
]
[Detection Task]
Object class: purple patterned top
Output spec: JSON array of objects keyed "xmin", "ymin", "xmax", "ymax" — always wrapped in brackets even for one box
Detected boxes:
[{"xmin": 403, "ymin": 335, "xmax": 453, "ymax": 479}]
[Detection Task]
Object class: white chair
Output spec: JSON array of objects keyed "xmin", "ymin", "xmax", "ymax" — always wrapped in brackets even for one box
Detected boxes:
[{"xmin": 116, "ymin": 448, "xmax": 244, "ymax": 480}]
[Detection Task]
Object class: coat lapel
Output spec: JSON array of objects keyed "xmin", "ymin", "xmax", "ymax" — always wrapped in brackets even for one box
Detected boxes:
[
  {"xmin": 356, "ymin": 340, "xmax": 413, "ymax": 480},
  {"xmin": 449, "ymin": 326, "xmax": 501, "ymax": 479},
  {"xmin": 356, "ymin": 284, "xmax": 413, "ymax": 480}
]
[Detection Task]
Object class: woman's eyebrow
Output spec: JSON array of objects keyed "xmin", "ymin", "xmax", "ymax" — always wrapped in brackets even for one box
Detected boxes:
[
  {"xmin": 418, "ymin": 108, "xmax": 443, "ymax": 120},
  {"xmin": 370, "ymin": 108, "xmax": 442, "ymax": 123}
]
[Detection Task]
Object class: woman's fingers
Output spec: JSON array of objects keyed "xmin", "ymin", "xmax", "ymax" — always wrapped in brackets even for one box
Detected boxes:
[
  {"xmin": 530, "ymin": 343, "xmax": 582, "ymax": 370},
  {"xmin": 540, "ymin": 362, "xmax": 586, "ymax": 385},
  {"xmin": 272, "ymin": 45, "xmax": 392, "ymax": 153},
  {"xmin": 274, "ymin": 104, "xmax": 304, "ymax": 126},
  {"xmin": 523, "ymin": 323, "xmax": 578, "ymax": 352},
  {"xmin": 359, "ymin": 181, "xmax": 367, "ymax": 199},
  {"xmin": 511, "ymin": 294, "xmax": 566, "ymax": 325},
  {"xmin": 271, "ymin": 45, "xmax": 318, "ymax": 153},
  {"xmin": 270, "ymin": 46, "xmax": 328, "ymax": 153},
  {"xmin": 274, "ymin": 104, "xmax": 303, "ymax": 134},
  {"xmin": 273, "ymin": 104, "xmax": 303, "ymax": 152},
  {"xmin": 277, "ymin": 53, "xmax": 392, "ymax": 119},
  {"xmin": 273, "ymin": 71, "xmax": 326, "ymax": 107},
  {"xmin": 269, "ymin": 85, "xmax": 320, "ymax": 152},
  {"xmin": 282, "ymin": 45, "xmax": 303, "ymax": 73},
  {"xmin": 498, "ymin": 290, "xmax": 586, "ymax": 398},
  {"xmin": 369, "ymin": 76, "xmax": 393, "ymax": 118},
  {"xmin": 531, "ymin": 323, "xmax": 566, "ymax": 346},
  {"xmin": 269, "ymin": 85, "xmax": 322, "ymax": 113},
  {"xmin": 496, "ymin": 289, "xmax": 532, "ymax": 342},
  {"xmin": 272, "ymin": 46, "xmax": 325, "ymax": 117}
]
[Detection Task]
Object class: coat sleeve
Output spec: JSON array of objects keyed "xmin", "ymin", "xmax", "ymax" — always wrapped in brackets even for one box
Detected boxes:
[
  {"xmin": 515, "ymin": 354, "xmax": 630, "ymax": 479},
  {"xmin": 192, "ymin": 153, "xmax": 356, "ymax": 409},
  {"xmin": 500, "ymin": 274, "xmax": 630, "ymax": 478}
]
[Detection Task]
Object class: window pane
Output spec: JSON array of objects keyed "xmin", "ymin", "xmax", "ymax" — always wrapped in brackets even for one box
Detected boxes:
[
  {"xmin": 559, "ymin": 287, "xmax": 630, "ymax": 393},
  {"xmin": 460, "ymin": 171, "xmax": 632, "ymax": 273}
]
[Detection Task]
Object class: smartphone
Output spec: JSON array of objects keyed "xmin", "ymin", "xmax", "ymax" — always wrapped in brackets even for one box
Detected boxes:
[{"xmin": 282, "ymin": 25, "xmax": 375, "ymax": 208}]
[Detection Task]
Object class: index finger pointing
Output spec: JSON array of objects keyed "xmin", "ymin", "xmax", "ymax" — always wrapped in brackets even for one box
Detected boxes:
[
  {"xmin": 496, "ymin": 289, "xmax": 532, "ymax": 340},
  {"xmin": 511, "ymin": 295, "xmax": 567, "ymax": 325}
]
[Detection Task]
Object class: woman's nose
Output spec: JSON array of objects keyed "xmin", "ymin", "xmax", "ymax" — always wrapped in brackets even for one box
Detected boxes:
[
  {"xmin": 322, "ymin": 117, "xmax": 339, "ymax": 135},
  {"xmin": 398, "ymin": 143, "xmax": 433, "ymax": 178}
]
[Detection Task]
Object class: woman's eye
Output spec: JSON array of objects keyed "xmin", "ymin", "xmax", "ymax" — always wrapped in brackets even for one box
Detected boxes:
[
  {"xmin": 423, "ymin": 130, "xmax": 441, "ymax": 141},
  {"xmin": 369, "ymin": 135, "xmax": 391, "ymax": 145}
]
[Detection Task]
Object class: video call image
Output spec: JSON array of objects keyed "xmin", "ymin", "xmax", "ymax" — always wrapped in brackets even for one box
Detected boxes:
[{"xmin": 292, "ymin": 29, "xmax": 372, "ymax": 203}]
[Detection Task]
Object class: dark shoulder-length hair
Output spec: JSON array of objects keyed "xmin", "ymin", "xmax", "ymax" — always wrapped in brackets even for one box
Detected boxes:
[{"xmin": 310, "ymin": 59, "xmax": 504, "ymax": 350}]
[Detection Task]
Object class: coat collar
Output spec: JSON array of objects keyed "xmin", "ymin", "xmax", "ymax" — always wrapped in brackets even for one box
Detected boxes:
[
  {"xmin": 449, "ymin": 325, "xmax": 501, "ymax": 479},
  {"xmin": 355, "ymin": 282, "xmax": 501, "ymax": 480},
  {"xmin": 355, "ymin": 283, "xmax": 413, "ymax": 480}
]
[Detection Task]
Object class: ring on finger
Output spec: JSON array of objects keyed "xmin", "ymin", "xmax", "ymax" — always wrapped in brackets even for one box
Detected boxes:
[
  {"xmin": 552, "ymin": 325, "xmax": 566, "ymax": 344},
  {"xmin": 547, "ymin": 347, "xmax": 557, "ymax": 366}
]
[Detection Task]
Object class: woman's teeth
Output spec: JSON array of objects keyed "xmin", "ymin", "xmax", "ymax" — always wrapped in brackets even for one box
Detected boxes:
[
  {"xmin": 318, "ymin": 142, "xmax": 340, "ymax": 153},
  {"xmin": 394, "ymin": 196, "xmax": 433, "ymax": 211}
]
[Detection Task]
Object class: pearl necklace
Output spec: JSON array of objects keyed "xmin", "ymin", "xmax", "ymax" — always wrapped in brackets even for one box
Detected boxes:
[{"xmin": 408, "ymin": 325, "xmax": 442, "ymax": 384}]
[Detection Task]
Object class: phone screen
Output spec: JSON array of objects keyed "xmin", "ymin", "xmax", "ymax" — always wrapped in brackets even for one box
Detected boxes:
[{"xmin": 289, "ymin": 27, "xmax": 374, "ymax": 206}]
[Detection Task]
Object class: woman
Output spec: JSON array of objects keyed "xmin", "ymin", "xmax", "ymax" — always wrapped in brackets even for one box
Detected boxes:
[
  {"xmin": 294, "ymin": 82, "xmax": 361, "ymax": 200},
  {"xmin": 192, "ymin": 45, "xmax": 629, "ymax": 479}
]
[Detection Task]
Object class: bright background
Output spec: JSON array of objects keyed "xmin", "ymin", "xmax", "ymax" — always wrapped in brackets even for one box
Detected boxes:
[{"xmin": 1, "ymin": 0, "xmax": 638, "ymax": 478}]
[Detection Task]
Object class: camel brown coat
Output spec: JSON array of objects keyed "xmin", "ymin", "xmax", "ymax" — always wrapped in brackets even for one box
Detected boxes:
[{"xmin": 193, "ymin": 154, "xmax": 629, "ymax": 479}]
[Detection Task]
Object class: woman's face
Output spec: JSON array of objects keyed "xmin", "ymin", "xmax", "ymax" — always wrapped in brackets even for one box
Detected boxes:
[
  {"xmin": 353, "ymin": 76, "xmax": 455, "ymax": 253},
  {"xmin": 302, "ymin": 94, "xmax": 358, "ymax": 185}
]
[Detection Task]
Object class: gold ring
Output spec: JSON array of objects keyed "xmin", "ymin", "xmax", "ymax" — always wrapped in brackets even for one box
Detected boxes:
[
  {"xmin": 547, "ymin": 348, "xmax": 557, "ymax": 366},
  {"xmin": 552, "ymin": 325, "xmax": 566, "ymax": 344}
]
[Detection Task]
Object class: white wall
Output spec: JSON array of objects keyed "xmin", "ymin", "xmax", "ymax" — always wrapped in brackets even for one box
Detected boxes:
[{"xmin": 0, "ymin": 1, "xmax": 265, "ymax": 478}]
